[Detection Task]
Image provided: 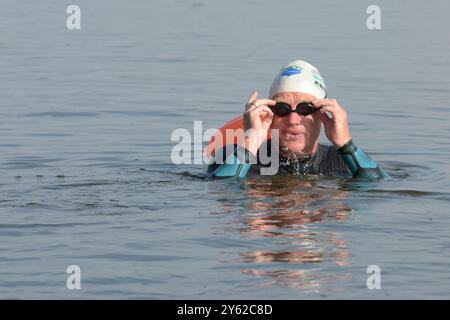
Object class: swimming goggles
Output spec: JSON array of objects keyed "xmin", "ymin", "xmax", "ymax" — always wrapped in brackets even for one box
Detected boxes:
[{"xmin": 269, "ymin": 102, "xmax": 322, "ymax": 117}]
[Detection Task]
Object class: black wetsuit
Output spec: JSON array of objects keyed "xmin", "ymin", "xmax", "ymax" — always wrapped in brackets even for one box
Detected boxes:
[{"xmin": 206, "ymin": 139, "xmax": 389, "ymax": 180}]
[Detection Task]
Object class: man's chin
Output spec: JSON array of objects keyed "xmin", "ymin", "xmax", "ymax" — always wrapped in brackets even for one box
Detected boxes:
[
  {"xmin": 279, "ymin": 142, "xmax": 306, "ymax": 153},
  {"xmin": 278, "ymin": 134, "xmax": 305, "ymax": 150}
]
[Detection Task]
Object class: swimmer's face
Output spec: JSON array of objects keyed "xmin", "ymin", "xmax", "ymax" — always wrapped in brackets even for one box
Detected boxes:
[{"xmin": 270, "ymin": 92, "xmax": 321, "ymax": 153}]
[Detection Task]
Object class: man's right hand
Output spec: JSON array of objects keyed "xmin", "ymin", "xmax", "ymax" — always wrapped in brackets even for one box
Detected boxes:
[{"xmin": 242, "ymin": 91, "xmax": 276, "ymax": 155}]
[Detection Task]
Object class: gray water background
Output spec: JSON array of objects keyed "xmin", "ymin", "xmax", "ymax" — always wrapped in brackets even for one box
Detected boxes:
[{"xmin": 1, "ymin": 0, "xmax": 450, "ymax": 299}]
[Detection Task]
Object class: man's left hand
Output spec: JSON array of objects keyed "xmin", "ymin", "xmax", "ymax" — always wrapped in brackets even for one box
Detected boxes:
[{"xmin": 311, "ymin": 99, "xmax": 352, "ymax": 148}]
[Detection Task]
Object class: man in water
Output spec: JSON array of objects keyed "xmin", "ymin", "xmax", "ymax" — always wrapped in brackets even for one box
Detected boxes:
[{"xmin": 207, "ymin": 60, "xmax": 389, "ymax": 179}]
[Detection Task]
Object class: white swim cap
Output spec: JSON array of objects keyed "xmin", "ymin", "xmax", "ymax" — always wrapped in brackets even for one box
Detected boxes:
[{"xmin": 269, "ymin": 60, "xmax": 327, "ymax": 99}]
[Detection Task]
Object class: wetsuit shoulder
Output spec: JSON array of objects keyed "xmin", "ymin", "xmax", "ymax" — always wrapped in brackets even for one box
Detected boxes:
[{"xmin": 315, "ymin": 144, "xmax": 352, "ymax": 176}]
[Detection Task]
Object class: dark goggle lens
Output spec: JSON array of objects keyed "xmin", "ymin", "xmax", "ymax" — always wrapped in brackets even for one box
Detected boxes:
[
  {"xmin": 271, "ymin": 102, "xmax": 317, "ymax": 117},
  {"xmin": 271, "ymin": 102, "xmax": 292, "ymax": 116},
  {"xmin": 296, "ymin": 102, "xmax": 316, "ymax": 116}
]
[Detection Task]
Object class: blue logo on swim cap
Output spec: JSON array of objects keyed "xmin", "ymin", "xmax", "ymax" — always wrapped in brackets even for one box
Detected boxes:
[{"xmin": 281, "ymin": 65, "xmax": 302, "ymax": 76}]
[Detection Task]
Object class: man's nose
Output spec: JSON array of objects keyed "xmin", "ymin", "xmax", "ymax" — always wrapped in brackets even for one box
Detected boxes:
[{"xmin": 286, "ymin": 111, "xmax": 302, "ymax": 125}]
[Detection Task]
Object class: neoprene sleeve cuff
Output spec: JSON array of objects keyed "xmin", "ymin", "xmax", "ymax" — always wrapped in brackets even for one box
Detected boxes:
[
  {"xmin": 205, "ymin": 144, "xmax": 255, "ymax": 180},
  {"xmin": 338, "ymin": 139, "xmax": 390, "ymax": 179}
]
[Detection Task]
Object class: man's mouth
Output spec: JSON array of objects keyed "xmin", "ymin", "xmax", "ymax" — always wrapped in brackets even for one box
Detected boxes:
[
  {"xmin": 282, "ymin": 130, "xmax": 305, "ymax": 140},
  {"xmin": 283, "ymin": 132, "xmax": 303, "ymax": 140}
]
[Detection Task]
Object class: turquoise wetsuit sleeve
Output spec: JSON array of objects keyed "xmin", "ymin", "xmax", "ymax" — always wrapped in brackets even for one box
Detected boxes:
[
  {"xmin": 338, "ymin": 140, "xmax": 390, "ymax": 179},
  {"xmin": 205, "ymin": 144, "xmax": 255, "ymax": 180}
]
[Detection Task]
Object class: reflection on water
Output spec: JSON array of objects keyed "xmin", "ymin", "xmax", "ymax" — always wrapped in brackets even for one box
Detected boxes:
[{"xmin": 217, "ymin": 176, "xmax": 354, "ymax": 292}]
